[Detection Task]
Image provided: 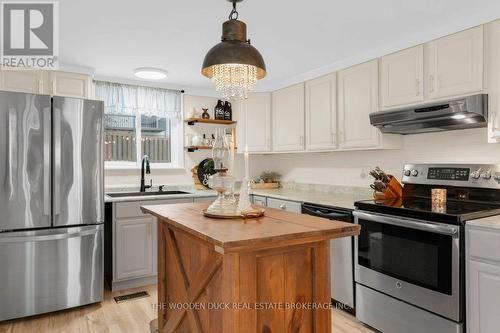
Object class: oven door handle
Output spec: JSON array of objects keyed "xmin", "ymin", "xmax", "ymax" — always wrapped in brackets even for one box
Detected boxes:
[{"xmin": 353, "ymin": 211, "xmax": 459, "ymax": 237}]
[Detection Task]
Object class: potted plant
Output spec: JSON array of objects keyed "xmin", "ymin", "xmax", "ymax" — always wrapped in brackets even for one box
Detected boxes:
[{"xmin": 250, "ymin": 171, "xmax": 281, "ymax": 189}]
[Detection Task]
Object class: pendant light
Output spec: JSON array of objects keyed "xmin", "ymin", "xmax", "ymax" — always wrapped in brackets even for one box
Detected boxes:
[{"xmin": 201, "ymin": 0, "xmax": 266, "ymax": 99}]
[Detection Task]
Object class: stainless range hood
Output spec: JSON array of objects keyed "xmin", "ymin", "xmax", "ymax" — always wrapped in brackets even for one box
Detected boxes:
[{"xmin": 370, "ymin": 94, "xmax": 488, "ymax": 134}]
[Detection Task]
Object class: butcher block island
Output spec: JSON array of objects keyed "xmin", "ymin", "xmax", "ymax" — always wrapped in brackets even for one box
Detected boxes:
[{"xmin": 141, "ymin": 202, "xmax": 360, "ymax": 333}]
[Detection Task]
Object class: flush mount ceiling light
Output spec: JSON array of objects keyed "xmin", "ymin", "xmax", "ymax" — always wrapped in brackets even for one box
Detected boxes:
[
  {"xmin": 133, "ymin": 67, "xmax": 167, "ymax": 80},
  {"xmin": 201, "ymin": 0, "xmax": 266, "ymax": 100}
]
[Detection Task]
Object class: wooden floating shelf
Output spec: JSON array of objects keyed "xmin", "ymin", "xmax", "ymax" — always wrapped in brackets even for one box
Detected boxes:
[
  {"xmin": 185, "ymin": 146, "xmax": 212, "ymax": 152},
  {"xmin": 185, "ymin": 146, "xmax": 238, "ymax": 152},
  {"xmin": 185, "ymin": 118, "xmax": 237, "ymax": 126}
]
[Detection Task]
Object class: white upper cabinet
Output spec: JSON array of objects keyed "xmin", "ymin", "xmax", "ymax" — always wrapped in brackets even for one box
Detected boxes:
[
  {"xmin": 305, "ymin": 73, "xmax": 337, "ymax": 151},
  {"xmin": 272, "ymin": 83, "xmax": 305, "ymax": 152},
  {"xmin": 338, "ymin": 60, "xmax": 380, "ymax": 149},
  {"xmin": 0, "ymin": 68, "xmax": 92, "ymax": 98},
  {"xmin": 425, "ymin": 26, "xmax": 484, "ymax": 100},
  {"xmin": 48, "ymin": 71, "xmax": 93, "ymax": 99},
  {"xmin": 0, "ymin": 68, "xmax": 43, "ymax": 94},
  {"xmin": 380, "ymin": 45, "xmax": 424, "ymax": 108},
  {"xmin": 486, "ymin": 20, "xmax": 500, "ymax": 143},
  {"xmin": 241, "ymin": 93, "xmax": 272, "ymax": 152}
]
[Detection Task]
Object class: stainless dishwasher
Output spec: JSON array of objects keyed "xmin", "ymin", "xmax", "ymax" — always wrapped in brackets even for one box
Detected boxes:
[{"xmin": 302, "ymin": 203, "xmax": 355, "ymax": 313}]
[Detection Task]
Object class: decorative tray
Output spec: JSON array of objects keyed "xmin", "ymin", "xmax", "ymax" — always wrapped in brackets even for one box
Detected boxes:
[{"xmin": 202, "ymin": 207, "xmax": 265, "ymax": 219}]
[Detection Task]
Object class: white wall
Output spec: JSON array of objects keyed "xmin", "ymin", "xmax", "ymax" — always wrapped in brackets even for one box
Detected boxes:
[{"xmin": 249, "ymin": 128, "xmax": 500, "ymax": 187}]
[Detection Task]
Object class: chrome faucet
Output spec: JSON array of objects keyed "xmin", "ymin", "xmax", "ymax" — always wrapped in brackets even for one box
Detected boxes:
[{"xmin": 140, "ymin": 155, "xmax": 152, "ymax": 192}]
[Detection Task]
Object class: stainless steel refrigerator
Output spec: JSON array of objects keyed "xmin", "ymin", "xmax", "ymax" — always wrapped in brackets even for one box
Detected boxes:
[{"xmin": 0, "ymin": 91, "xmax": 104, "ymax": 321}]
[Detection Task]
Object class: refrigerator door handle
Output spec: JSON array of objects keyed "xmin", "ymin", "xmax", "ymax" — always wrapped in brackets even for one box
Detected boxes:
[
  {"xmin": 53, "ymin": 106, "xmax": 61, "ymax": 215},
  {"xmin": 7, "ymin": 107, "xmax": 17, "ymax": 199},
  {"xmin": 0, "ymin": 225, "xmax": 102, "ymax": 243},
  {"xmin": 43, "ymin": 108, "xmax": 51, "ymax": 216}
]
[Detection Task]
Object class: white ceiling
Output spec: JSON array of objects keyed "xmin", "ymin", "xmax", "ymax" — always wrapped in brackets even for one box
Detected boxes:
[{"xmin": 60, "ymin": 0, "xmax": 500, "ymax": 93}]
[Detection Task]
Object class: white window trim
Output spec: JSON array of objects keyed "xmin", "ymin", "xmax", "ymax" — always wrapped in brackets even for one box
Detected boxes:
[{"xmin": 104, "ymin": 95, "xmax": 184, "ymax": 170}]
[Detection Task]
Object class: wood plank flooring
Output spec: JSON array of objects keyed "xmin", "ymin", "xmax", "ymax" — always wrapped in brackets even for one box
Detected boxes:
[{"xmin": 0, "ymin": 285, "xmax": 376, "ymax": 333}]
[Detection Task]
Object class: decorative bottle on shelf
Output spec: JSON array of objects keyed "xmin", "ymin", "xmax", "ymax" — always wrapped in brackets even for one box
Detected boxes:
[
  {"xmin": 214, "ymin": 100, "xmax": 225, "ymax": 120},
  {"xmin": 224, "ymin": 101, "xmax": 232, "ymax": 120},
  {"xmin": 201, "ymin": 108, "xmax": 210, "ymax": 119}
]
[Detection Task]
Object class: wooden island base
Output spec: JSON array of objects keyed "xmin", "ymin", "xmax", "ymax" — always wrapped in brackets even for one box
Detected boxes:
[{"xmin": 141, "ymin": 203, "xmax": 360, "ymax": 333}]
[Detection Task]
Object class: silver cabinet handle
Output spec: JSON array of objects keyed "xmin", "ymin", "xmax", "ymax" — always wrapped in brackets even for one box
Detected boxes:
[
  {"xmin": 415, "ymin": 78, "xmax": 420, "ymax": 96},
  {"xmin": 53, "ymin": 107, "xmax": 62, "ymax": 215},
  {"xmin": 7, "ymin": 107, "xmax": 17, "ymax": 199},
  {"xmin": 353, "ymin": 211, "xmax": 459, "ymax": 237},
  {"xmin": 0, "ymin": 225, "xmax": 101, "ymax": 243},
  {"xmin": 279, "ymin": 203, "xmax": 287, "ymax": 210},
  {"xmin": 299, "ymin": 135, "xmax": 304, "ymax": 146},
  {"xmin": 429, "ymin": 75, "xmax": 435, "ymax": 93},
  {"xmin": 43, "ymin": 108, "xmax": 51, "ymax": 215}
]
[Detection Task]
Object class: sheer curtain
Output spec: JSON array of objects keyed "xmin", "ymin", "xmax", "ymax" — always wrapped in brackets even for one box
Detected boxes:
[{"xmin": 94, "ymin": 81, "xmax": 181, "ymax": 118}]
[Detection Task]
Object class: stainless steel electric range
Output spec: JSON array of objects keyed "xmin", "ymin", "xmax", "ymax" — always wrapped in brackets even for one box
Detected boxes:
[{"xmin": 353, "ymin": 164, "xmax": 500, "ymax": 333}]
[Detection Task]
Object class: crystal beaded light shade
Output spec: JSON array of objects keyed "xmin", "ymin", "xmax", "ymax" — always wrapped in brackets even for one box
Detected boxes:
[
  {"xmin": 212, "ymin": 63, "xmax": 258, "ymax": 99},
  {"xmin": 202, "ymin": 2, "xmax": 266, "ymax": 100}
]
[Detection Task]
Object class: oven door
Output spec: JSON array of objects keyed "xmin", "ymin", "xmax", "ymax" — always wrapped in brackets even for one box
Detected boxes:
[{"xmin": 353, "ymin": 210, "xmax": 461, "ymax": 322}]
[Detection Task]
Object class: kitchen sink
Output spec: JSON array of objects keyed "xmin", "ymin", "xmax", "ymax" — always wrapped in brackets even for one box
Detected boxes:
[{"xmin": 107, "ymin": 190, "xmax": 190, "ymax": 198}]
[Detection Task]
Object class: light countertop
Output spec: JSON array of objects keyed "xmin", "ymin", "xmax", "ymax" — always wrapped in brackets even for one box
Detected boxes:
[
  {"xmin": 468, "ymin": 215, "xmax": 500, "ymax": 230},
  {"xmin": 251, "ymin": 186, "xmax": 372, "ymax": 210}
]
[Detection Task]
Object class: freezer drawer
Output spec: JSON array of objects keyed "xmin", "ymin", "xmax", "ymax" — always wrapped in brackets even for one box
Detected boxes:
[{"xmin": 0, "ymin": 225, "xmax": 103, "ymax": 321}]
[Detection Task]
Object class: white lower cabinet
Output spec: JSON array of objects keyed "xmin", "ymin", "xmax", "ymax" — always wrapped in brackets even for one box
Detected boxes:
[
  {"xmin": 112, "ymin": 197, "xmax": 193, "ymax": 290},
  {"xmin": 251, "ymin": 195, "xmax": 267, "ymax": 207},
  {"xmin": 115, "ymin": 217, "xmax": 156, "ymax": 280},
  {"xmin": 466, "ymin": 224, "xmax": 500, "ymax": 333}
]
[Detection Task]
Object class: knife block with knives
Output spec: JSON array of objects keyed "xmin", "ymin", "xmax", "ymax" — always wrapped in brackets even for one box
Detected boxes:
[{"xmin": 370, "ymin": 167, "xmax": 403, "ymax": 200}]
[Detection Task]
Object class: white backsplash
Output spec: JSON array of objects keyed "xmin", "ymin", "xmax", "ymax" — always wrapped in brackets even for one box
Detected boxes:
[{"xmin": 249, "ymin": 128, "xmax": 500, "ymax": 188}]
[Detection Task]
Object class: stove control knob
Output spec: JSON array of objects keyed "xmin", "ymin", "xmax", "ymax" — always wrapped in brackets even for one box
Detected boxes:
[
  {"xmin": 411, "ymin": 169, "xmax": 419, "ymax": 177},
  {"xmin": 481, "ymin": 170, "xmax": 492, "ymax": 180},
  {"xmin": 494, "ymin": 172, "xmax": 500, "ymax": 180},
  {"xmin": 471, "ymin": 170, "xmax": 481, "ymax": 179},
  {"xmin": 403, "ymin": 169, "xmax": 411, "ymax": 177}
]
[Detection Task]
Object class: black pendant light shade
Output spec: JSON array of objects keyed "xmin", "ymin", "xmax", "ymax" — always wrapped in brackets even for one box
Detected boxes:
[{"xmin": 202, "ymin": 19, "xmax": 266, "ymax": 80}]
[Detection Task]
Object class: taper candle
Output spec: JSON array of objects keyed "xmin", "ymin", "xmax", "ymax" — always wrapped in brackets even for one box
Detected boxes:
[{"xmin": 244, "ymin": 144, "xmax": 249, "ymax": 180}]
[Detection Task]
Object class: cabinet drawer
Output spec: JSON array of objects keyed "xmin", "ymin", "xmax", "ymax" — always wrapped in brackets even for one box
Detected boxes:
[
  {"xmin": 267, "ymin": 198, "xmax": 301, "ymax": 213},
  {"xmin": 115, "ymin": 198, "xmax": 193, "ymax": 218},
  {"xmin": 252, "ymin": 195, "xmax": 267, "ymax": 207},
  {"xmin": 467, "ymin": 226, "xmax": 500, "ymax": 263}
]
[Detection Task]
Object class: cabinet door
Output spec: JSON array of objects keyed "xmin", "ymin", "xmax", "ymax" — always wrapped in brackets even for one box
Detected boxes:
[
  {"xmin": 380, "ymin": 45, "xmax": 424, "ymax": 108},
  {"xmin": 305, "ymin": 73, "xmax": 337, "ymax": 150},
  {"xmin": 48, "ymin": 71, "xmax": 92, "ymax": 98},
  {"xmin": 467, "ymin": 260, "xmax": 500, "ymax": 333},
  {"xmin": 272, "ymin": 83, "xmax": 305, "ymax": 151},
  {"xmin": 0, "ymin": 69, "xmax": 43, "ymax": 94},
  {"xmin": 426, "ymin": 26, "xmax": 483, "ymax": 99},
  {"xmin": 244, "ymin": 93, "xmax": 272, "ymax": 152},
  {"xmin": 486, "ymin": 20, "xmax": 500, "ymax": 142},
  {"xmin": 338, "ymin": 60, "xmax": 380, "ymax": 149},
  {"xmin": 251, "ymin": 195, "xmax": 267, "ymax": 207},
  {"xmin": 115, "ymin": 217, "xmax": 155, "ymax": 280}
]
